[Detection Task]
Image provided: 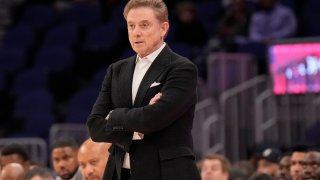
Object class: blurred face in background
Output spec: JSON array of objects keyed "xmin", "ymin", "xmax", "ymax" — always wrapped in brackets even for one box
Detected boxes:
[
  {"xmin": 257, "ymin": 159, "xmax": 279, "ymax": 176},
  {"xmin": 126, "ymin": 7, "xmax": 169, "ymax": 58},
  {"xmin": 275, "ymin": 155, "xmax": 291, "ymax": 180},
  {"xmin": 78, "ymin": 140, "xmax": 111, "ymax": 180},
  {"xmin": 291, "ymin": 152, "xmax": 306, "ymax": 180},
  {"xmin": 201, "ymin": 159, "xmax": 229, "ymax": 180},
  {"xmin": 51, "ymin": 147, "xmax": 79, "ymax": 180},
  {"xmin": 302, "ymin": 152, "xmax": 320, "ymax": 180}
]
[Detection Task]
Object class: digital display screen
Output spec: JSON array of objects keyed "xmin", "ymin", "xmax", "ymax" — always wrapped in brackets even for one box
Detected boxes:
[{"xmin": 269, "ymin": 42, "xmax": 320, "ymax": 94}]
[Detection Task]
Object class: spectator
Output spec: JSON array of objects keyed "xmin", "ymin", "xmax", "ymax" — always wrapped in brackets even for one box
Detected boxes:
[
  {"xmin": 249, "ymin": 0, "xmax": 297, "ymax": 43},
  {"xmin": 199, "ymin": 153, "xmax": 230, "ymax": 180},
  {"xmin": 232, "ymin": 160, "xmax": 255, "ymax": 179},
  {"xmin": 0, "ymin": 144, "xmax": 31, "ymax": 170},
  {"xmin": 77, "ymin": 138, "xmax": 111, "ymax": 180},
  {"xmin": 217, "ymin": 0, "xmax": 251, "ymax": 38},
  {"xmin": 275, "ymin": 154, "xmax": 291, "ymax": 180},
  {"xmin": 0, "ymin": 163, "xmax": 25, "ymax": 180},
  {"xmin": 51, "ymin": 137, "xmax": 83, "ymax": 180},
  {"xmin": 256, "ymin": 148, "xmax": 281, "ymax": 177},
  {"xmin": 290, "ymin": 150, "xmax": 306, "ymax": 180},
  {"xmin": 215, "ymin": 0, "xmax": 252, "ymax": 51},
  {"xmin": 174, "ymin": 1, "xmax": 207, "ymax": 47},
  {"xmin": 24, "ymin": 166, "xmax": 55, "ymax": 180},
  {"xmin": 301, "ymin": 151, "xmax": 320, "ymax": 180}
]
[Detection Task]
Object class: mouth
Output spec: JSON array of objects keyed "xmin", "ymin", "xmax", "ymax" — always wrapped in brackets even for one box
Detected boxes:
[{"xmin": 134, "ymin": 41, "xmax": 143, "ymax": 45}]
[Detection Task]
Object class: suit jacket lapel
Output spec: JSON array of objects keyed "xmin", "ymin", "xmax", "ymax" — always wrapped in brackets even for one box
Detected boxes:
[
  {"xmin": 133, "ymin": 45, "xmax": 171, "ymax": 107},
  {"xmin": 119, "ymin": 55, "xmax": 136, "ymax": 107}
]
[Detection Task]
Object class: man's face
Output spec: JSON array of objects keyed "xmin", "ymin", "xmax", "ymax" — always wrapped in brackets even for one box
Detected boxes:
[
  {"xmin": 257, "ymin": 159, "xmax": 279, "ymax": 176},
  {"xmin": 0, "ymin": 154, "xmax": 25, "ymax": 168},
  {"xmin": 201, "ymin": 159, "xmax": 228, "ymax": 180},
  {"xmin": 291, "ymin": 152, "xmax": 306, "ymax": 180},
  {"xmin": 126, "ymin": 7, "xmax": 169, "ymax": 58},
  {"xmin": 78, "ymin": 146, "xmax": 109, "ymax": 180},
  {"xmin": 275, "ymin": 155, "xmax": 291, "ymax": 180},
  {"xmin": 51, "ymin": 147, "xmax": 79, "ymax": 180},
  {"xmin": 302, "ymin": 152, "xmax": 320, "ymax": 180}
]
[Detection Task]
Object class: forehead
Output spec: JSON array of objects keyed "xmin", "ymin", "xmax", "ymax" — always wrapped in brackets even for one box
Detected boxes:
[
  {"xmin": 1, "ymin": 154, "xmax": 23, "ymax": 164},
  {"xmin": 78, "ymin": 148, "xmax": 100, "ymax": 160},
  {"xmin": 52, "ymin": 147, "xmax": 75, "ymax": 156},
  {"xmin": 304, "ymin": 153, "xmax": 320, "ymax": 162},
  {"xmin": 126, "ymin": 7, "xmax": 158, "ymax": 23},
  {"xmin": 203, "ymin": 159, "xmax": 223, "ymax": 167},
  {"xmin": 291, "ymin": 152, "xmax": 305, "ymax": 160}
]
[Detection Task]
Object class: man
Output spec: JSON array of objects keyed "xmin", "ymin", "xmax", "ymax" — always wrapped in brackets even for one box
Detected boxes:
[
  {"xmin": 24, "ymin": 166, "xmax": 56, "ymax": 180},
  {"xmin": 0, "ymin": 143, "xmax": 31, "ymax": 170},
  {"xmin": 78, "ymin": 138, "xmax": 111, "ymax": 180},
  {"xmin": 290, "ymin": 151, "xmax": 306, "ymax": 180},
  {"xmin": 301, "ymin": 151, "xmax": 320, "ymax": 180},
  {"xmin": 0, "ymin": 163, "xmax": 25, "ymax": 180},
  {"xmin": 199, "ymin": 154, "xmax": 230, "ymax": 180},
  {"xmin": 275, "ymin": 154, "xmax": 291, "ymax": 180},
  {"xmin": 51, "ymin": 137, "xmax": 83, "ymax": 180},
  {"xmin": 249, "ymin": 0, "xmax": 296, "ymax": 43},
  {"xmin": 256, "ymin": 148, "xmax": 280, "ymax": 177},
  {"xmin": 87, "ymin": 0, "xmax": 200, "ymax": 179}
]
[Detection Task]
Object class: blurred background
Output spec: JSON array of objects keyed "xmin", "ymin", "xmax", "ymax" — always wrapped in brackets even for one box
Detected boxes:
[{"xmin": 0, "ymin": 0, "xmax": 320, "ymax": 165}]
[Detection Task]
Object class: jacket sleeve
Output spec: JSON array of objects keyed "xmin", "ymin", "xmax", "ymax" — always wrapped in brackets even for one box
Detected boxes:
[
  {"xmin": 86, "ymin": 65, "xmax": 133, "ymax": 151},
  {"xmin": 107, "ymin": 60, "xmax": 198, "ymax": 134}
]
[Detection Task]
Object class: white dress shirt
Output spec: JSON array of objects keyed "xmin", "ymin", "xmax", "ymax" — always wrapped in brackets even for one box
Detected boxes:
[{"xmin": 122, "ymin": 43, "xmax": 166, "ymax": 169}]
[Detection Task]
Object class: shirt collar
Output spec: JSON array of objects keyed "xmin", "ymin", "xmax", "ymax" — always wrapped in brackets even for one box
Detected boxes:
[{"xmin": 136, "ymin": 42, "xmax": 166, "ymax": 63}]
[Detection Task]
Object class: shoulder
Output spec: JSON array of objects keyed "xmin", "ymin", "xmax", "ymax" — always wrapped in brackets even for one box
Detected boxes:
[
  {"xmin": 107, "ymin": 56, "xmax": 135, "ymax": 72},
  {"xmin": 170, "ymin": 50, "xmax": 197, "ymax": 69}
]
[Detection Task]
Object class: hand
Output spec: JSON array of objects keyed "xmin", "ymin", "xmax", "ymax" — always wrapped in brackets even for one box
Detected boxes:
[{"xmin": 149, "ymin": 93, "xmax": 162, "ymax": 105}]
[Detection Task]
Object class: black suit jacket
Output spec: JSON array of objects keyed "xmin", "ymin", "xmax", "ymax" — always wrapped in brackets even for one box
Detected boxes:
[{"xmin": 87, "ymin": 45, "xmax": 201, "ymax": 180}]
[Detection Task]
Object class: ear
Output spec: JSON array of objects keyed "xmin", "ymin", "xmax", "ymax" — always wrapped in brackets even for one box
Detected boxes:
[{"xmin": 161, "ymin": 22, "xmax": 169, "ymax": 39}]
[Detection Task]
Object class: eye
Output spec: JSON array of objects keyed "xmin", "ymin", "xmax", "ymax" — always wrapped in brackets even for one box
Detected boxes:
[
  {"xmin": 128, "ymin": 24, "xmax": 135, "ymax": 30},
  {"xmin": 141, "ymin": 22, "xmax": 149, "ymax": 29}
]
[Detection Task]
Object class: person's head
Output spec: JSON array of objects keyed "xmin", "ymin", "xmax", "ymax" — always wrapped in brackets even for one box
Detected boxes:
[
  {"xmin": 199, "ymin": 153, "xmax": 230, "ymax": 180},
  {"xmin": 0, "ymin": 163, "xmax": 25, "ymax": 180},
  {"xmin": 24, "ymin": 166, "xmax": 55, "ymax": 180},
  {"xmin": 0, "ymin": 144, "xmax": 30, "ymax": 169},
  {"xmin": 51, "ymin": 137, "xmax": 80, "ymax": 180},
  {"xmin": 275, "ymin": 154, "xmax": 292, "ymax": 180},
  {"xmin": 175, "ymin": 1, "xmax": 196, "ymax": 23},
  {"xmin": 78, "ymin": 139, "xmax": 111, "ymax": 180},
  {"xmin": 257, "ymin": 148, "xmax": 280, "ymax": 176},
  {"xmin": 123, "ymin": 0, "xmax": 169, "ymax": 58},
  {"xmin": 290, "ymin": 151, "xmax": 306, "ymax": 180},
  {"xmin": 301, "ymin": 151, "xmax": 320, "ymax": 180}
]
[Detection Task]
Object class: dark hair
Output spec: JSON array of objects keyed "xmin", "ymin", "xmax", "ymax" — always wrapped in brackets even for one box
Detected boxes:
[
  {"xmin": 50, "ymin": 137, "xmax": 79, "ymax": 151},
  {"xmin": 24, "ymin": 166, "xmax": 55, "ymax": 180},
  {"xmin": 1, "ymin": 143, "xmax": 29, "ymax": 161}
]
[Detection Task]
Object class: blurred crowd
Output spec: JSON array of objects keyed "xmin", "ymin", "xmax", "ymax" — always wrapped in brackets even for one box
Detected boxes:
[
  {"xmin": 0, "ymin": 138, "xmax": 111, "ymax": 180},
  {"xmin": 198, "ymin": 144, "xmax": 320, "ymax": 180},
  {"xmin": 1, "ymin": 140, "xmax": 320, "ymax": 180}
]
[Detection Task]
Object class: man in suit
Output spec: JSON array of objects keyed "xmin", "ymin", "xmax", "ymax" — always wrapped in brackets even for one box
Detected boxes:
[{"xmin": 87, "ymin": 0, "xmax": 201, "ymax": 179}]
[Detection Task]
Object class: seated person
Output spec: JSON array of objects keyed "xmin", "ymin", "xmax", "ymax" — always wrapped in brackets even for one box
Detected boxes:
[{"xmin": 77, "ymin": 138, "xmax": 111, "ymax": 180}]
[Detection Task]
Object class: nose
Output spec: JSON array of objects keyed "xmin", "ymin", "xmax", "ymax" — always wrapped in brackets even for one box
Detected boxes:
[{"xmin": 132, "ymin": 27, "xmax": 142, "ymax": 36}]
